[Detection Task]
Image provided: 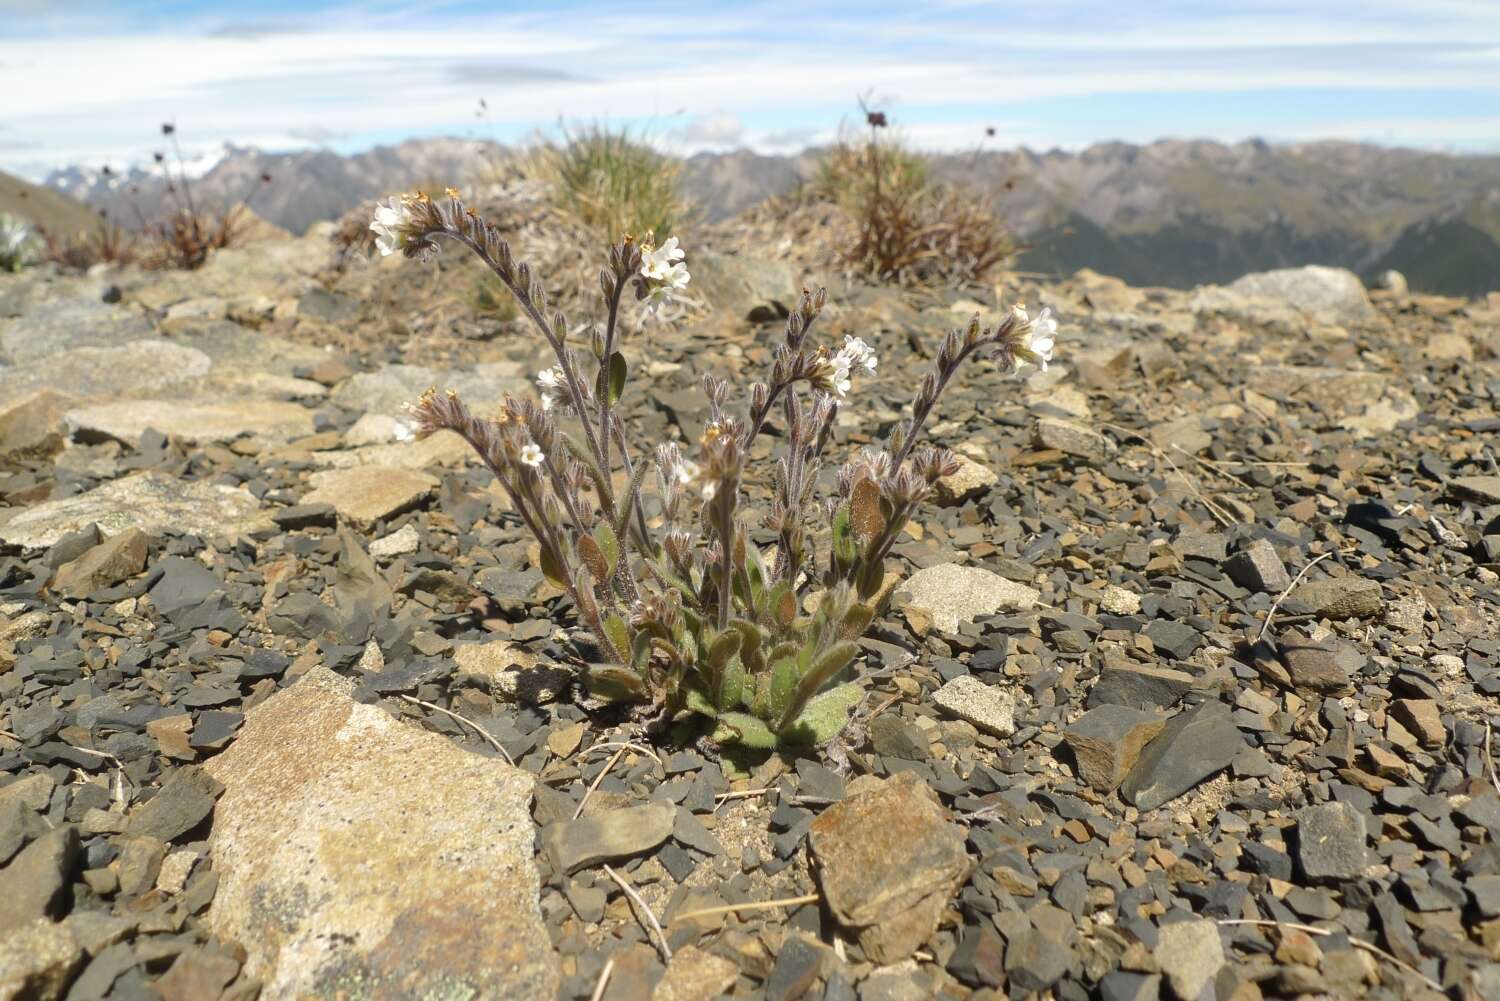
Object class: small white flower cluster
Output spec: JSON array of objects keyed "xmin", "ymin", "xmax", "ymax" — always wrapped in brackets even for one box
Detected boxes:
[
  {"xmin": 520, "ymin": 440, "xmax": 545, "ymax": 468},
  {"xmin": 536, "ymin": 365, "xmax": 566, "ymax": 412},
  {"xmin": 370, "ymin": 196, "xmax": 416, "ymax": 257},
  {"xmin": 639, "ymin": 236, "xmax": 690, "ymax": 315},
  {"xmin": 1009, "ymin": 305, "xmax": 1057, "ymax": 374},
  {"xmin": 827, "ymin": 335, "xmax": 879, "ymax": 398}
]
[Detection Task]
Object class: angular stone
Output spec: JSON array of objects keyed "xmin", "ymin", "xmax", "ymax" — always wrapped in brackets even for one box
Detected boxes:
[
  {"xmin": 369, "ymin": 524, "xmax": 421, "ymax": 559},
  {"xmin": 933, "ymin": 455, "xmax": 997, "ymax": 506},
  {"xmin": 127, "ymin": 765, "xmax": 222, "ymax": 842},
  {"xmin": 1277, "ymin": 631, "xmax": 1356, "ymax": 695},
  {"xmin": 1153, "ymin": 918, "xmax": 1225, "ymax": 1001},
  {"xmin": 895, "ymin": 563, "xmax": 1037, "ymax": 635},
  {"xmin": 0, "ymin": 826, "xmax": 79, "ymax": 933},
  {"xmin": 50, "ymin": 528, "xmax": 148, "ymax": 598},
  {"xmin": 0, "ymin": 389, "xmax": 71, "ymax": 462},
  {"xmin": 651, "ymin": 945, "xmax": 739, "ymax": 1001},
  {"xmin": 541, "ymin": 804, "xmax": 675, "ymax": 875},
  {"xmin": 1287, "ymin": 577, "xmax": 1382, "ymax": 620},
  {"xmin": 1450, "ymin": 476, "xmax": 1500, "ymax": 504},
  {"xmin": 1033, "ymin": 417, "xmax": 1109, "ymax": 462},
  {"xmin": 308, "ymin": 431, "xmax": 474, "ymax": 472},
  {"xmin": 808, "ymin": 771, "xmax": 972, "ymax": 963},
  {"xmin": 1294, "ymin": 801, "xmax": 1368, "ymax": 882},
  {"xmin": 329, "ymin": 363, "xmax": 525, "ymax": 417},
  {"xmin": 0, "ymin": 917, "xmax": 84, "ymax": 1001},
  {"xmin": 1389, "ymin": 699, "xmax": 1444, "ymax": 749},
  {"xmin": 453, "ymin": 641, "xmax": 571, "ymax": 704},
  {"xmin": 66, "ymin": 400, "xmax": 314, "ymax": 446},
  {"xmin": 1242, "ymin": 366, "xmax": 1386, "ymax": 412},
  {"xmin": 932, "ymin": 676, "xmax": 1016, "ymax": 737},
  {"xmin": 1005, "ymin": 927, "xmax": 1073, "ymax": 994},
  {"xmin": 1064, "ymin": 705, "xmax": 1167, "ymax": 792},
  {"xmin": 1120, "ymin": 700, "xmax": 1244, "ymax": 811},
  {"xmin": 0, "ymin": 471, "xmax": 269, "ymax": 551},
  {"xmin": 205, "ymin": 665, "xmax": 556, "ymax": 1001},
  {"xmin": 1086, "ymin": 663, "xmax": 1196, "ymax": 710},
  {"xmin": 1223, "ymin": 539, "xmax": 1291, "ymax": 594},
  {"xmin": 301, "ymin": 466, "xmax": 438, "ymax": 530}
]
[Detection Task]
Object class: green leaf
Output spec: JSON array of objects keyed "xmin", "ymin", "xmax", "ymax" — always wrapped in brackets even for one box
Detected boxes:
[
  {"xmin": 593, "ymin": 522, "xmax": 620, "ymax": 577},
  {"xmin": 708, "ymin": 630, "xmax": 742, "ymax": 674},
  {"xmin": 768, "ymin": 657, "xmax": 798, "ymax": 722},
  {"xmin": 630, "ymin": 628, "xmax": 652, "ymax": 671},
  {"xmin": 780, "ymin": 641, "xmax": 859, "ymax": 732},
  {"xmin": 856, "ymin": 558, "xmax": 885, "ymax": 602},
  {"xmin": 608, "ymin": 351, "xmax": 628, "ymax": 405},
  {"xmin": 721, "ymin": 654, "xmax": 748, "ymax": 710},
  {"xmin": 683, "ymin": 683, "xmax": 718, "ymax": 718},
  {"xmin": 713, "ymin": 712, "xmax": 778, "ymax": 750},
  {"xmin": 781, "ymin": 683, "xmax": 863, "ymax": 745},
  {"xmin": 586, "ymin": 665, "xmax": 646, "ymax": 702},
  {"xmin": 831, "ymin": 505, "xmax": 857, "ymax": 564},
  {"xmin": 602, "ymin": 614, "xmax": 631, "ymax": 663},
  {"xmin": 539, "ymin": 545, "xmax": 570, "ymax": 588}
]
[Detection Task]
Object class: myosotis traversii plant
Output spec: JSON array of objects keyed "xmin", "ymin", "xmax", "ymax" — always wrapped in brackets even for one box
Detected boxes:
[{"xmin": 377, "ymin": 188, "xmax": 1055, "ymax": 749}]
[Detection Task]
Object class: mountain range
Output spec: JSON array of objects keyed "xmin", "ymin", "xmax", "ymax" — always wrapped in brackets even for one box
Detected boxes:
[{"xmin": 33, "ymin": 137, "xmax": 1500, "ymax": 297}]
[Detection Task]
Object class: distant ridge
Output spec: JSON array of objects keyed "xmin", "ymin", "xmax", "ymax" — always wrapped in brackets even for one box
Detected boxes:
[{"xmin": 45, "ymin": 137, "xmax": 1500, "ymax": 297}]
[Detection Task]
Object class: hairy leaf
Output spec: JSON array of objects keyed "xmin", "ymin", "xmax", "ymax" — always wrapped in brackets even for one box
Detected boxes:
[
  {"xmin": 539, "ymin": 544, "xmax": 570, "ymax": 589},
  {"xmin": 721, "ymin": 654, "xmax": 748, "ymax": 710},
  {"xmin": 608, "ymin": 351, "xmax": 627, "ymax": 405},
  {"xmin": 831, "ymin": 504, "xmax": 857, "ymax": 564},
  {"xmin": 593, "ymin": 522, "xmax": 620, "ymax": 577},
  {"xmin": 849, "ymin": 477, "xmax": 886, "ymax": 544},
  {"xmin": 780, "ymin": 641, "xmax": 858, "ymax": 732},
  {"xmin": 768, "ymin": 657, "xmax": 798, "ymax": 722},
  {"xmin": 587, "ymin": 664, "xmax": 646, "ymax": 702},
  {"xmin": 840, "ymin": 602, "xmax": 876, "ymax": 641},
  {"xmin": 576, "ymin": 533, "xmax": 609, "ymax": 582},
  {"xmin": 781, "ymin": 683, "xmax": 863, "ymax": 745},
  {"xmin": 713, "ymin": 712, "xmax": 778, "ymax": 750},
  {"xmin": 602, "ymin": 614, "xmax": 631, "ymax": 664}
]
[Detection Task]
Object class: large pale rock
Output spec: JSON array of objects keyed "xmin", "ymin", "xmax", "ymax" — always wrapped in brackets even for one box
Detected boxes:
[
  {"xmin": 0, "ymin": 471, "xmax": 270, "ymax": 552},
  {"xmin": 0, "ymin": 294, "xmax": 152, "ymax": 363},
  {"xmin": 1192, "ymin": 266, "xmax": 1375, "ymax": 327},
  {"xmin": 0, "ymin": 340, "xmax": 212, "ymax": 400},
  {"xmin": 309, "ymin": 431, "xmax": 474, "ymax": 471},
  {"xmin": 50, "ymin": 528, "xmax": 148, "ymax": 598},
  {"xmin": 65, "ymin": 400, "xmax": 315, "ymax": 446},
  {"xmin": 895, "ymin": 563, "xmax": 1038, "ymax": 635},
  {"xmin": 1242, "ymin": 365, "xmax": 1385, "ymax": 413},
  {"xmin": 301, "ymin": 466, "xmax": 438, "ymax": 529},
  {"xmin": 808, "ymin": 771, "xmax": 972, "ymax": 963},
  {"xmin": 205, "ymin": 666, "xmax": 557, "ymax": 1001},
  {"xmin": 0, "ymin": 917, "xmax": 84, "ymax": 1001},
  {"xmin": 330, "ymin": 363, "xmax": 527, "ymax": 417},
  {"xmin": 933, "ymin": 455, "xmax": 997, "ymax": 506}
]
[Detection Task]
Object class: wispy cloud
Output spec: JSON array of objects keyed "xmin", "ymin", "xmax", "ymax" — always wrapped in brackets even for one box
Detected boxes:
[{"xmin": 2, "ymin": 1, "xmax": 1497, "ymax": 178}]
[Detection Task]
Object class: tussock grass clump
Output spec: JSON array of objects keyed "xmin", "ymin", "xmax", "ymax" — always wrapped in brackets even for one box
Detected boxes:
[
  {"xmin": 816, "ymin": 116, "xmax": 1014, "ymax": 286},
  {"xmin": 526, "ymin": 124, "xmax": 685, "ymax": 243},
  {"xmin": 40, "ymin": 123, "xmax": 269, "ymax": 273}
]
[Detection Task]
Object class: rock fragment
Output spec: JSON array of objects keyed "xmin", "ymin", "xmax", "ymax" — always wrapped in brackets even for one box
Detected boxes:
[
  {"xmin": 204, "ymin": 665, "xmax": 556, "ymax": 1000},
  {"xmin": 932, "ymin": 676, "xmax": 1016, "ymax": 737},
  {"xmin": 541, "ymin": 804, "xmax": 676, "ymax": 875},
  {"xmin": 1064, "ymin": 705, "xmax": 1167, "ymax": 792},
  {"xmin": 1120, "ymin": 700, "xmax": 1244, "ymax": 811},
  {"xmin": 1295, "ymin": 802, "xmax": 1369, "ymax": 882},
  {"xmin": 808, "ymin": 772, "xmax": 971, "ymax": 963},
  {"xmin": 895, "ymin": 563, "xmax": 1037, "ymax": 635}
]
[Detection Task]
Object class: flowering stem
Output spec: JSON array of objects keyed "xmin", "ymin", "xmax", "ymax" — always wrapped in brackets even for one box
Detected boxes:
[{"xmin": 598, "ymin": 277, "xmax": 626, "ymax": 479}]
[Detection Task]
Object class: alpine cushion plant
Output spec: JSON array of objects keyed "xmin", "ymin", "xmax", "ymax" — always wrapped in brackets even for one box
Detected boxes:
[{"xmin": 379, "ymin": 189, "xmax": 1057, "ymax": 750}]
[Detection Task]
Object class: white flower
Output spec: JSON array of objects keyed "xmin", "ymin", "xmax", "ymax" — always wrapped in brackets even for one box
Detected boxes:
[
  {"xmin": 701, "ymin": 481, "xmax": 718, "ymax": 502},
  {"xmin": 674, "ymin": 460, "xmax": 701, "ymax": 485},
  {"xmin": 839, "ymin": 335, "xmax": 878, "ymax": 373},
  {"xmin": 1028, "ymin": 307, "xmax": 1057, "ymax": 371},
  {"xmin": 536, "ymin": 365, "xmax": 565, "ymax": 411},
  {"xmin": 392, "ymin": 421, "xmax": 415, "ymax": 443},
  {"xmin": 641, "ymin": 235, "xmax": 684, "ymax": 279},
  {"xmin": 520, "ymin": 441, "xmax": 545, "ymax": 468},
  {"xmin": 370, "ymin": 196, "xmax": 414, "ymax": 257},
  {"xmin": 640, "ymin": 237, "xmax": 690, "ymax": 316},
  {"xmin": 828, "ymin": 360, "xmax": 853, "ymax": 398}
]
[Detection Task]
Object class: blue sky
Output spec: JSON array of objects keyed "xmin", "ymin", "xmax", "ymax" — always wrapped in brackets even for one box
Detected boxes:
[{"xmin": 2, "ymin": 0, "xmax": 1498, "ymax": 177}]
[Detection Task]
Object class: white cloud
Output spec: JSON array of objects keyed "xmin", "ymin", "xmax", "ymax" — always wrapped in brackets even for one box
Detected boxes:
[{"xmin": 1, "ymin": 3, "xmax": 1497, "ymax": 176}]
